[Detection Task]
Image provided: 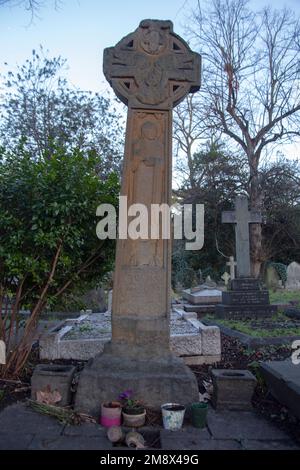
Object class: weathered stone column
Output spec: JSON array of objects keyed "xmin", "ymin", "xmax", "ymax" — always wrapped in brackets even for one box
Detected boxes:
[{"xmin": 75, "ymin": 20, "xmax": 201, "ymax": 415}]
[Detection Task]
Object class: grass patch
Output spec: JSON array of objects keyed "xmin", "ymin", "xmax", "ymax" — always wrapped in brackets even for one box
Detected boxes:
[
  {"xmin": 203, "ymin": 313, "xmax": 300, "ymax": 338},
  {"xmin": 269, "ymin": 290, "xmax": 300, "ymax": 304}
]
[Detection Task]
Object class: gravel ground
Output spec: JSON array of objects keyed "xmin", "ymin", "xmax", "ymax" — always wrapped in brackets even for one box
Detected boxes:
[{"xmin": 63, "ymin": 311, "xmax": 197, "ymax": 340}]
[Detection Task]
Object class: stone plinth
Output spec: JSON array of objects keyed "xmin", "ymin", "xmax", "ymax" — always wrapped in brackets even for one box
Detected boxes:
[
  {"xmin": 211, "ymin": 369, "xmax": 257, "ymax": 411},
  {"xmin": 75, "ymin": 345, "xmax": 198, "ymax": 415},
  {"xmin": 215, "ymin": 278, "xmax": 277, "ymax": 319},
  {"xmin": 31, "ymin": 364, "xmax": 76, "ymax": 407}
]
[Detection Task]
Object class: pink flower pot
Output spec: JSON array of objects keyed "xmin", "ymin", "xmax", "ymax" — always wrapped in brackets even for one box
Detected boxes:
[{"xmin": 100, "ymin": 402, "xmax": 122, "ymax": 427}]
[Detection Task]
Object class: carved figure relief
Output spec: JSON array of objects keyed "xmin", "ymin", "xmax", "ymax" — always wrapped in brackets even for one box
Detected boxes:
[{"xmin": 125, "ymin": 113, "xmax": 165, "ymax": 268}]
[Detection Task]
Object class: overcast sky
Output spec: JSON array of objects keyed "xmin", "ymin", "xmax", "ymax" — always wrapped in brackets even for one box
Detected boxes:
[
  {"xmin": 1, "ymin": 0, "xmax": 299, "ymax": 161},
  {"xmin": 1, "ymin": 0, "xmax": 300, "ymax": 93}
]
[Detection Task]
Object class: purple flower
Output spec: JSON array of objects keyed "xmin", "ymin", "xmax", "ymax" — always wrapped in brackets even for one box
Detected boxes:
[{"xmin": 118, "ymin": 389, "xmax": 133, "ymax": 400}]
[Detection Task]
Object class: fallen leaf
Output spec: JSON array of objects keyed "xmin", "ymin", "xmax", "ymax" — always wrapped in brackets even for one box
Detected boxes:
[{"xmin": 36, "ymin": 385, "xmax": 62, "ymax": 405}]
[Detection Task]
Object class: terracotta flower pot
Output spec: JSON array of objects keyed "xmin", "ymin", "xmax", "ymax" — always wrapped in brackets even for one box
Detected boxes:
[
  {"xmin": 122, "ymin": 408, "xmax": 146, "ymax": 427},
  {"xmin": 100, "ymin": 401, "xmax": 122, "ymax": 427}
]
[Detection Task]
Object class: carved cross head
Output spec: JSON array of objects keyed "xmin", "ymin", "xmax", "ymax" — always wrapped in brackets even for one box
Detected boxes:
[{"xmin": 103, "ymin": 19, "xmax": 201, "ymax": 110}]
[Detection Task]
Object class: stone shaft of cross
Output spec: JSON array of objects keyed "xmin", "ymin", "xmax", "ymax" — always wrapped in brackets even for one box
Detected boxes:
[{"xmin": 222, "ymin": 196, "xmax": 262, "ymax": 278}]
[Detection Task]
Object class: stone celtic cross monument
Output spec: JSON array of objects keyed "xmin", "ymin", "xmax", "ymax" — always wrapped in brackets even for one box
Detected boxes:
[{"xmin": 75, "ymin": 20, "xmax": 201, "ymax": 414}]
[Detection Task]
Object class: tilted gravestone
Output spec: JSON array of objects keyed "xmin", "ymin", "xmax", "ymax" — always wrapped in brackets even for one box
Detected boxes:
[
  {"xmin": 216, "ymin": 196, "xmax": 277, "ymax": 319},
  {"xmin": 75, "ymin": 20, "xmax": 201, "ymax": 415}
]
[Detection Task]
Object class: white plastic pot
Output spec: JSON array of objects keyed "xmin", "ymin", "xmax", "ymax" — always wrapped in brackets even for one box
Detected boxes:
[{"xmin": 161, "ymin": 403, "xmax": 186, "ymax": 431}]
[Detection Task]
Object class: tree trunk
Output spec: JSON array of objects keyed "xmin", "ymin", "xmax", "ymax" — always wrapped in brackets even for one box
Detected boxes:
[{"xmin": 249, "ymin": 155, "xmax": 263, "ymax": 278}]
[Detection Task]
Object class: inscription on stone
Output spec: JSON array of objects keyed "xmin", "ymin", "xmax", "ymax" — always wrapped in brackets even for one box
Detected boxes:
[{"xmin": 222, "ymin": 291, "xmax": 269, "ymax": 306}]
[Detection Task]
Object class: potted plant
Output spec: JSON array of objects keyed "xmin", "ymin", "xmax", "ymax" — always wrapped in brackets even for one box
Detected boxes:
[
  {"xmin": 119, "ymin": 390, "xmax": 146, "ymax": 427},
  {"xmin": 100, "ymin": 400, "xmax": 122, "ymax": 427}
]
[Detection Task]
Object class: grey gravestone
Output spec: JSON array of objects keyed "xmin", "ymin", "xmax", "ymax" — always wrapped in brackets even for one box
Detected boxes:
[
  {"xmin": 265, "ymin": 265, "xmax": 280, "ymax": 291},
  {"xmin": 216, "ymin": 196, "xmax": 277, "ymax": 319},
  {"xmin": 286, "ymin": 262, "xmax": 300, "ymax": 290},
  {"xmin": 75, "ymin": 20, "xmax": 201, "ymax": 415},
  {"xmin": 216, "ymin": 279, "xmax": 277, "ymax": 319},
  {"xmin": 182, "ymin": 288, "xmax": 222, "ymax": 305},
  {"xmin": 81, "ymin": 287, "xmax": 107, "ymax": 312},
  {"xmin": 260, "ymin": 360, "xmax": 300, "ymax": 420},
  {"xmin": 222, "ymin": 196, "xmax": 261, "ymax": 278}
]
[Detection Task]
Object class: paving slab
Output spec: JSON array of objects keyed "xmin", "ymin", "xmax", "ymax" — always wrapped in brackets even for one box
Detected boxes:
[
  {"xmin": 28, "ymin": 435, "xmax": 113, "ymax": 450},
  {"xmin": 241, "ymin": 439, "xmax": 300, "ymax": 450},
  {"xmin": 0, "ymin": 401, "xmax": 298, "ymax": 450},
  {"xmin": 207, "ymin": 409, "xmax": 291, "ymax": 441},
  {"xmin": 0, "ymin": 403, "xmax": 64, "ymax": 436},
  {"xmin": 0, "ymin": 432, "xmax": 34, "ymax": 450},
  {"xmin": 195, "ymin": 439, "xmax": 242, "ymax": 450},
  {"xmin": 160, "ymin": 428, "xmax": 241, "ymax": 450},
  {"xmin": 63, "ymin": 422, "xmax": 105, "ymax": 437}
]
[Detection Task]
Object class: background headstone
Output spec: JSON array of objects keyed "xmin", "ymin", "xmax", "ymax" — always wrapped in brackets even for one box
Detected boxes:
[
  {"xmin": 265, "ymin": 266, "xmax": 280, "ymax": 291},
  {"xmin": 286, "ymin": 262, "xmax": 300, "ymax": 290},
  {"xmin": 222, "ymin": 272, "xmax": 231, "ymax": 286},
  {"xmin": 222, "ymin": 196, "xmax": 262, "ymax": 278}
]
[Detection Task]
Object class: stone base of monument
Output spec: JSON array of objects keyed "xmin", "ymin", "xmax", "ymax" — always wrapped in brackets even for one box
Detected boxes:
[
  {"xmin": 74, "ymin": 343, "xmax": 199, "ymax": 416},
  {"xmin": 215, "ymin": 278, "xmax": 277, "ymax": 319}
]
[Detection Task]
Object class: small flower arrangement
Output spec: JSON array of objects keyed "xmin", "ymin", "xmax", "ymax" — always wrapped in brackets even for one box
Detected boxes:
[{"xmin": 118, "ymin": 389, "xmax": 145, "ymax": 415}]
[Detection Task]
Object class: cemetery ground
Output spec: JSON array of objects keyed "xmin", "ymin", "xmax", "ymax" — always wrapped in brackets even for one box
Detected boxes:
[
  {"xmin": 202, "ymin": 290, "xmax": 300, "ymax": 345},
  {"xmin": 0, "ymin": 298, "xmax": 299, "ymax": 450}
]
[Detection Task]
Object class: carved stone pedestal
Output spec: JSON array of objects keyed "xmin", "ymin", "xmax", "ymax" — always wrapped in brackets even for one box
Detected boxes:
[{"xmin": 75, "ymin": 343, "xmax": 199, "ymax": 415}]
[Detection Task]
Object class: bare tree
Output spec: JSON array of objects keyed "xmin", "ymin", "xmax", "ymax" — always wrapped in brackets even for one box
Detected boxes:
[
  {"xmin": 185, "ymin": 0, "xmax": 300, "ymax": 276},
  {"xmin": 0, "ymin": 0, "xmax": 60, "ymax": 20},
  {"xmin": 173, "ymin": 94, "xmax": 207, "ymax": 189}
]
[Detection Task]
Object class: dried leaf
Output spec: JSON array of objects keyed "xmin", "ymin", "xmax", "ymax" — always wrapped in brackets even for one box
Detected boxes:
[{"xmin": 36, "ymin": 385, "xmax": 62, "ymax": 405}]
